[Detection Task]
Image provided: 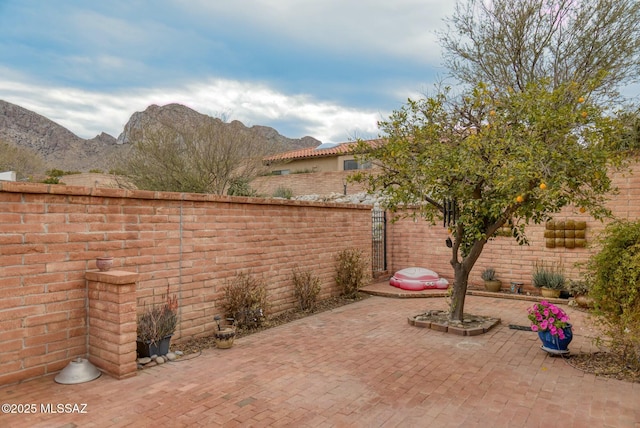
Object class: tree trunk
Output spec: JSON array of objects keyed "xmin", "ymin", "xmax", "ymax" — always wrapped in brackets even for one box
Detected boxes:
[
  {"xmin": 449, "ymin": 237, "xmax": 487, "ymax": 322},
  {"xmin": 450, "ymin": 263, "xmax": 470, "ymax": 321}
]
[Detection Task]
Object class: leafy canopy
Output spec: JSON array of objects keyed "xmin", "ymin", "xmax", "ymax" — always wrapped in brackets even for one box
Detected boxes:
[
  {"xmin": 354, "ymin": 0, "xmax": 639, "ymax": 321},
  {"xmin": 587, "ymin": 219, "xmax": 640, "ymax": 369},
  {"xmin": 354, "ymin": 80, "xmax": 622, "ymax": 255}
]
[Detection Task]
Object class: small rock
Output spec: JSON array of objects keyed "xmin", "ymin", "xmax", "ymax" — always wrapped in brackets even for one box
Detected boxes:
[
  {"xmin": 137, "ymin": 357, "xmax": 151, "ymax": 365},
  {"xmin": 150, "ymin": 354, "xmax": 158, "ymax": 359},
  {"xmin": 175, "ymin": 350, "xmax": 183, "ymax": 356},
  {"xmin": 166, "ymin": 352, "xmax": 177, "ymax": 361},
  {"xmin": 156, "ymin": 356, "xmax": 165, "ymax": 364},
  {"xmin": 137, "ymin": 364, "xmax": 144, "ymax": 370}
]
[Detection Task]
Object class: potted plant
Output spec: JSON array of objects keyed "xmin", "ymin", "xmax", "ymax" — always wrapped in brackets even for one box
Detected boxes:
[
  {"xmin": 566, "ymin": 279, "xmax": 593, "ymax": 308},
  {"xmin": 532, "ymin": 261, "xmax": 565, "ymax": 298},
  {"xmin": 481, "ymin": 267, "xmax": 502, "ymax": 292},
  {"xmin": 136, "ymin": 285, "xmax": 178, "ymax": 358},
  {"xmin": 527, "ymin": 300, "xmax": 573, "ymax": 354},
  {"xmin": 213, "ymin": 315, "xmax": 236, "ymax": 349}
]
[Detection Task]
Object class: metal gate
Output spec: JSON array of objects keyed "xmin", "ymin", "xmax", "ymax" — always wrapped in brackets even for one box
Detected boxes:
[{"xmin": 372, "ymin": 209, "xmax": 387, "ymax": 273}]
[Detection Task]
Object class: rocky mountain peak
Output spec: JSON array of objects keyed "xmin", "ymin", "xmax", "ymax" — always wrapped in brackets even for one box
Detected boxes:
[{"xmin": 0, "ymin": 100, "xmax": 320, "ymax": 172}]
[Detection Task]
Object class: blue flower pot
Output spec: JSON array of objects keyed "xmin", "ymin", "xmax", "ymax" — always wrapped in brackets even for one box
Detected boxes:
[{"xmin": 538, "ymin": 324, "xmax": 572, "ymax": 353}]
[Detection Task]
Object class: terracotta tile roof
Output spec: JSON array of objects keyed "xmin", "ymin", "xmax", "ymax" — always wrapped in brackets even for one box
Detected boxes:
[{"xmin": 263, "ymin": 139, "xmax": 384, "ymax": 162}]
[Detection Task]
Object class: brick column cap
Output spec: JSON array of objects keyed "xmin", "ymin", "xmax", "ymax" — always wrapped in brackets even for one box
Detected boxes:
[{"xmin": 86, "ymin": 270, "xmax": 139, "ymax": 284}]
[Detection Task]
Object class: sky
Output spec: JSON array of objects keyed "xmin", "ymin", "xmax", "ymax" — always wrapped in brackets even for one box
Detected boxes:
[{"xmin": 0, "ymin": 0, "xmax": 457, "ymax": 144}]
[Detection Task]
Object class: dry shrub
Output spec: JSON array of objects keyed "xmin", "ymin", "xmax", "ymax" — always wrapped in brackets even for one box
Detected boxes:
[
  {"xmin": 293, "ymin": 266, "xmax": 321, "ymax": 311},
  {"xmin": 335, "ymin": 248, "xmax": 371, "ymax": 298},
  {"xmin": 222, "ymin": 271, "xmax": 269, "ymax": 329},
  {"xmin": 137, "ymin": 285, "xmax": 178, "ymax": 345}
]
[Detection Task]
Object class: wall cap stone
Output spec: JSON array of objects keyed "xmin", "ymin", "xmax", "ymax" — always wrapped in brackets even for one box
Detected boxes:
[
  {"xmin": 86, "ymin": 270, "xmax": 139, "ymax": 284},
  {"xmin": 0, "ymin": 181, "xmax": 371, "ymax": 210}
]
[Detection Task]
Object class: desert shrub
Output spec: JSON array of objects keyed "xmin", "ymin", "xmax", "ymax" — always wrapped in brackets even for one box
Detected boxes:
[
  {"xmin": 586, "ymin": 220, "xmax": 640, "ymax": 369},
  {"xmin": 222, "ymin": 271, "xmax": 268, "ymax": 329},
  {"xmin": 480, "ymin": 267, "xmax": 496, "ymax": 281},
  {"xmin": 292, "ymin": 266, "xmax": 321, "ymax": 311},
  {"xmin": 46, "ymin": 169, "xmax": 80, "ymax": 176},
  {"xmin": 41, "ymin": 177, "xmax": 60, "ymax": 184},
  {"xmin": 227, "ymin": 178, "xmax": 257, "ymax": 197},
  {"xmin": 566, "ymin": 279, "xmax": 591, "ymax": 296},
  {"xmin": 335, "ymin": 248, "xmax": 370, "ymax": 298},
  {"xmin": 272, "ymin": 186, "xmax": 294, "ymax": 199},
  {"xmin": 532, "ymin": 260, "xmax": 566, "ymax": 290}
]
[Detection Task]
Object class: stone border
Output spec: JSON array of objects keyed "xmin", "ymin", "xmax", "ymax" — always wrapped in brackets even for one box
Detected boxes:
[
  {"xmin": 364, "ymin": 289, "xmax": 450, "ymax": 299},
  {"xmin": 137, "ymin": 351, "xmax": 182, "ymax": 370},
  {"xmin": 408, "ymin": 311, "xmax": 501, "ymax": 336},
  {"xmin": 361, "ymin": 283, "xmax": 571, "ymax": 306},
  {"xmin": 466, "ymin": 290, "xmax": 569, "ymax": 305}
]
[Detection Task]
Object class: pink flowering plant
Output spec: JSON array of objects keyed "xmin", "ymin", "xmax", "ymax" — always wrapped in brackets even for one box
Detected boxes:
[{"xmin": 527, "ymin": 300, "xmax": 571, "ymax": 338}]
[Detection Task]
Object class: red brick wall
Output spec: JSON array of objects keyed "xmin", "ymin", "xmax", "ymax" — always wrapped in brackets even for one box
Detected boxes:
[
  {"xmin": 387, "ymin": 161, "xmax": 640, "ymax": 292},
  {"xmin": 2, "ymin": 160, "xmax": 639, "ymax": 385},
  {"xmin": 251, "ymin": 171, "xmax": 367, "ymax": 197},
  {"xmin": 0, "ymin": 182, "xmax": 371, "ymax": 385}
]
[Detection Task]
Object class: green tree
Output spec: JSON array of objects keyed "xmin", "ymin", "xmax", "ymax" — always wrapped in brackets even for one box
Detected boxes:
[
  {"xmin": 354, "ymin": 0, "xmax": 639, "ymax": 322},
  {"xmin": 614, "ymin": 109, "xmax": 640, "ymax": 151}
]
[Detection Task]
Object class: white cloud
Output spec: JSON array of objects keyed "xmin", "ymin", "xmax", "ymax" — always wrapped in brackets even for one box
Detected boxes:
[
  {"xmin": 0, "ymin": 1, "xmax": 459, "ymax": 144},
  {"xmin": 0, "ymin": 75, "xmax": 382, "ymax": 143}
]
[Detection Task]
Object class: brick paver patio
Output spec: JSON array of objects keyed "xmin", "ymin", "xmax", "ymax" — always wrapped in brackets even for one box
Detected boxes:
[{"xmin": 1, "ymin": 293, "xmax": 638, "ymax": 427}]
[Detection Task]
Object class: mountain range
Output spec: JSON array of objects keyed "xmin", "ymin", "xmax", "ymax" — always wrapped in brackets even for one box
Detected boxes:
[{"xmin": 0, "ymin": 100, "xmax": 320, "ymax": 172}]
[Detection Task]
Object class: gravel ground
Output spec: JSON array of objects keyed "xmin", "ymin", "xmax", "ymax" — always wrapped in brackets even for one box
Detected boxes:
[{"xmin": 567, "ymin": 351, "xmax": 640, "ymax": 383}]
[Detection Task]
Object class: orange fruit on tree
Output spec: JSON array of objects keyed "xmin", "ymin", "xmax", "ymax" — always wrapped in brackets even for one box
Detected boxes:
[
  {"xmin": 489, "ymin": 110, "xmax": 496, "ymax": 116},
  {"xmin": 578, "ymin": 97, "xmax": 585, "ymax": 103},
  {"xmin": 516, "ymin": 195, "xmax": 524, "ymax": 203},
  {"xmin": 579, "ymin": 207, "xmax": 586, "ymax": 213},
  {"xmin": 581, "ymin": 111, "xmax": 588, "ymax": 118},
  {"xmin": 539, "ymin": 182, "xmax": 547, "ymax": 190}
]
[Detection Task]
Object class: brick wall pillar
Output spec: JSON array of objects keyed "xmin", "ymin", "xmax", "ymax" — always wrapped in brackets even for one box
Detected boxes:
[{"xmin": 86, "ymin": 270, "xmax": 138, "ymax": 380}]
